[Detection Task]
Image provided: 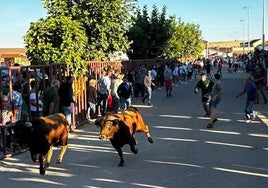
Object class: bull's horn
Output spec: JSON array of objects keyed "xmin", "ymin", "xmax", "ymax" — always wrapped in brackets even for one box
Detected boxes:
[
  {"xmin": 94, "ymin": 118, "xmax": 102, "ymax": 127},
  {"xmin": 112, "ymin": 118, "xmax": 121, "ymax": 125},
  {"xmin": 25, "ymin": 122, "xmax": 33, "ymax": 127}
]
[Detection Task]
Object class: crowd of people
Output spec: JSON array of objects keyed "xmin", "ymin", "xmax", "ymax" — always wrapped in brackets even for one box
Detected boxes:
[
  {"xmin": 0, "ymin": 73, "xmax": 76, "ymax": 154},
  {"xmin": 1, "ymin": 54, "xmax": 267, "ymax": 154}
]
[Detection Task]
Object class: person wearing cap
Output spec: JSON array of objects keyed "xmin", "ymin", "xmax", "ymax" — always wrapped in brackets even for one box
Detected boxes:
[
  {"xmin": 207, "ymin": 73, "xmax": 224, "ymax": 128},
  {"xmin": 117, "ymin": 76, "xmax": 133, "ymax": 112}
]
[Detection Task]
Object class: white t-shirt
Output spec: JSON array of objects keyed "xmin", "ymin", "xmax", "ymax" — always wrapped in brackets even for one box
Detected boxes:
[{"xmin": 30, "ymin": 92, "xmax": 43, "ymax": 112}]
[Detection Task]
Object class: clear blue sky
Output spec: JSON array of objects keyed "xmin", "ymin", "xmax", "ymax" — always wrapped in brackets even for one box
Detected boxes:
[{"xmin": 0, "ymin": 0, "xmax": 267, "ymax": 47}]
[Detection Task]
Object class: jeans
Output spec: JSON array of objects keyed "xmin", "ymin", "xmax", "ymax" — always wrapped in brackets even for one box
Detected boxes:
[
  {"xmin": 257, "ymin": 83, "xmax": 267, "ymax": 103},
  {"xmin": 99, "ymin": 94, "xmax": 108, "ymax": 116},
  {"xmin": 59, "ymin": 106, "xmax": 72, "ymax": 125},
  {"xmin": 245, "ymin": 100, "xmax": 254, "ymax": 120},
  {"xmin": 112, "ymin": 95, "xmax": 120, "ymax": 113},
  {"xmin": 120, "ymin": 98, "xmax": 131, "ymax": 111},
  {"xmin": 87, "ymin": 102, "xmax": 96, "ymax": 119},
  {"xmin": 143, "ymin": 87, "xmax": 152, "ymax": 103}
]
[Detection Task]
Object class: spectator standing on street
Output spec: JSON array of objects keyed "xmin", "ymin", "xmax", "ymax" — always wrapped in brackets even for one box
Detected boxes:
[
  {"xmin": 142, "ymin": 70, "xmax": 153, "ymax": 106},
  {"xmin": 206, "ymin": 59, "xmax": 212, "ymax": 79},
  {"xmin": 42, "ymin": 79, "xmax": 60, "ymax": 116},
  {"xmin": 98, "ymin": 71, "xmax": 111, "ymax": 116},
  {"xmin": 29, "ymin": 80, "xmax": 43, "ymax": 118},
  {"xmin": 134, "ymin": 67, "xmax": 145, "ymax": 98},
  {"xmin": 164, "ymin": 64, "xmax": 173, "ymax": 98},
  {"xmin": 194, "ymin": 73, "xmax": 214, "ymax": 117},
  {"xmin": 207, "ymin": 74, "xmax": 224, "ymax": 128},
  {"xmin": 150, "ymin": 66, "xmax": 157, "ymax": 91},
  {"xmin": 86, "ymin": 79, "xmax": 98, "ymax": 120},
  {"xmin": 217, "ymin": 59, "xmax": 223, "ymax": 78},
  {"xmin": 110, "ymin": 73, "xmax": 124, "ymax": 113},
  {"xmin": 7, "ymin": 81, "xmax": 23, "ymax": 122},
  {"xmin": 252, "ymin": 64, "xmax": 267, "ymax": 104},
  {"xmin": 117, "ymin": 76, "xmax": 133, "ymax": 112},
  {"xmin": 58, "ymin": 76, "xmax": 75, "ymax": 130},
  {"xmin": 1, "ymin": 95, "xmax": 14, "ymax": 152},
  {"xmin": 236, "ymin": 76, "xmax": 258, "ymax": 123}
]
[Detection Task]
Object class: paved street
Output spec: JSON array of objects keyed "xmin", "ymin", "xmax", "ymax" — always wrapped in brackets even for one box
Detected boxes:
[{"xmin": 1, "ymin": 66, "xmax": 268, "ymax": 188}]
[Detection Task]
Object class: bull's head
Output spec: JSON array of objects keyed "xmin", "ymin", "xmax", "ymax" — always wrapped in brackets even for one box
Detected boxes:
[
  {"xmin": 96, "ymin": 115, "xmax": 121, "ymax": 140},
  {"xmin": 11, "ymin": 120, "xmax": 33, "ymax": 145}
]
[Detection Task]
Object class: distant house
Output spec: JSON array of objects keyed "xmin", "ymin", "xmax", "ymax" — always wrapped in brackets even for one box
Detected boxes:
[{"xmin": 0, "ymin": 48, "xmax": 29, "ymax": 65}]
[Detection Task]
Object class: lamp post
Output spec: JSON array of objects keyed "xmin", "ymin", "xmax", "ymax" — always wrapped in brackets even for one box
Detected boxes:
[
  {"xmin": 243, "ymin": 6, "xmax": 250, "ymax": 53},
  {"xmin": 262, "ymin": 0, "xmax": 266, "ymax": 51},
  {"xmin": 240, "ymin": 19, "xmax": 245, "ymax": 54}
]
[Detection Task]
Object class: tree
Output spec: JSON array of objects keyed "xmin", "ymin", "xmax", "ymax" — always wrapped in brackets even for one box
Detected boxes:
[
  {"xmin": 127, "ymin": 5, "xmax": 171, "ymax": 59},
  {"xmin": 42, "ymin": 0, "xmax": 136, "ymax": 61},
  {"xmin": 24, "ymin": 16, "xmax": 88, "ymax": 76},
  {"xmin": 24, "ymin": 0, "xmax": 136, "ymax": 76},
  {"xmin": 163, "ymin": 17, "xmax": 204, "ymax": 60}
]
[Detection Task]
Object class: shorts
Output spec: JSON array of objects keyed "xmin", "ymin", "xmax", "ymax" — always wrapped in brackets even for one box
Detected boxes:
[
  {"xmin": 202, "ymin": 94, "xmax": 211, "ymax": 103},
  {"xmin": 165, "ymin": 80, "xmax": 173, "ymax": 90},
  {"xmin": 210, "ymin": 98, "xmax": 220, "ymax": 108}
]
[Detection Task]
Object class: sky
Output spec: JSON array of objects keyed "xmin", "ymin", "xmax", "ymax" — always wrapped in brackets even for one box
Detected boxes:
[{"xmin": 0, "ymin": 0, "xmax": 267, "ymax": 48}]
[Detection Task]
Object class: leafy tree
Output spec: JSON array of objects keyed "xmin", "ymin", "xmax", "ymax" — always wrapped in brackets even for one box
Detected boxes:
[
  {"xmin": 127, "ymin": 5, "xmax": 171, "ymax": 59},
  {"xmin": 127, "ymin": 6, "xmax": 150, "ymax": 59},
  {"xmin": 24, "ymin": 16, "xmax": 88, "ymax": 76},
  {"xmin": 24, "ymin": 0, "xmax": 136, "ymax": 76},
  {"xmin": 163, "ymin": 17, "xmax": 204, "ymax": 59},
  {"xmin": 128, "ymin": 5, "xmax": 204, "ymax": 60},
  {"xmin": 42, "ymin": 0, "xmax": 136, "ymax": 61}
]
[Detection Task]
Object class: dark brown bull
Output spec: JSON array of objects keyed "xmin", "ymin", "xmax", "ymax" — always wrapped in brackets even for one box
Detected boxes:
[
  {"xmin": 95, "ymin": 106, "xmax": 153, "ymax": 166},
  {"xmin": 11, "ymin": 113, "xmax": 69, "ymax": 175}
]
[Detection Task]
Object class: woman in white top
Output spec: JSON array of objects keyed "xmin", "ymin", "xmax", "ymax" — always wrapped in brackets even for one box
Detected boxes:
[{"xmin": 29, "ymin": 80, "xmax": 43, "ymax": 118}]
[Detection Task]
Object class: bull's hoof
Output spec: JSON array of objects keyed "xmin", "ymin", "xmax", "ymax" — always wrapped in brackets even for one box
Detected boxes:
[
  {"xmin": 133, "ymin": 148, "xmax": 138, "ymax": 154},
  {"xmin": 148, "ymin": 137, "xmax": 154, "ymax": 143},
  {"xmin": 56, "ymin": 158, "xmax": 63, "ymax": 164},
  {"xmin": 39, "ymin": 167, "xmax": 46, "ymax": 175},
  {"xmin": 130, "ymin": 147, "xmax": 138, "ymax": 154},
  {"xmin": 118, "ymin": 161, "xmax": 125, "ymax": 167}
]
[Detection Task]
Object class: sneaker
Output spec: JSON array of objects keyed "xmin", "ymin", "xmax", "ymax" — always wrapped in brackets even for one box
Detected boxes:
[
  {"xmin": 212, "ymin": 118, "xmax": 218, "ymax": 124},
  {"xmin": 148, "ymin": 102, "xmax": 152, "ymax": 106},
  {"xmin": 252, "ymin": 111, "xmax": 257, "ymax": 120},
  {"xmin": 246, "ymin": 119, "xmax": 251, "ymax": 123},
  {"xmin": 207, "ymin": 123, "xmax": 213, "ymax": 128}
]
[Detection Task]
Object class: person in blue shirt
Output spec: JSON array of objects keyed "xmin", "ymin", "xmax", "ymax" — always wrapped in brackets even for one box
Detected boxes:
[
  {"xmin": 236, "ymin": 76, "xmax": 258, "ymax": 123},
  {"xmin": 117, "ymin": 76, "xmax": 133, "ymax": 112}
]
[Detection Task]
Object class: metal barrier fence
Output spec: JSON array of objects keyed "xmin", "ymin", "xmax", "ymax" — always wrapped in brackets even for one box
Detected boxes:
[{"xmin": 0, "ymin": 61, "xmax": 122, "ymax": 157}]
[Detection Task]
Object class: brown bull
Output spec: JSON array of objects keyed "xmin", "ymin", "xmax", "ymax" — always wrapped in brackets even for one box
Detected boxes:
[
  {"xmin": 11, "ymin": 113, "xmax": 69, "ymax": 175},
  {"xmin": 95, "ymin": 106, "xmax": 153, "ymax": 166}
]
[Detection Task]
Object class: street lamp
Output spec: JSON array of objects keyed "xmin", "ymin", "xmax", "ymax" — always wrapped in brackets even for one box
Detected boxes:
[
  {"xmin": 243, "ymin": 6, "xmax": 250, "ymax": 53},
  {"xmin": 240, "ymin": 19, "xmax": 245, "ymax": 54},
  {"xmin": 262, "ymin": 0, "xmax": 266, "ymax": 51}
]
